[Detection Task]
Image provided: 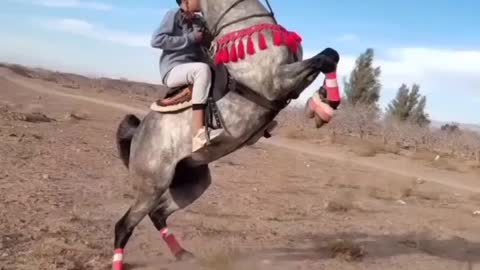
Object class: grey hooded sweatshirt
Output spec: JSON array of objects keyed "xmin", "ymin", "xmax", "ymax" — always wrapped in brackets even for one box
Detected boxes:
[{"xmin": 151, "ymin": 8, "xmax": 210, "ymax": 84}]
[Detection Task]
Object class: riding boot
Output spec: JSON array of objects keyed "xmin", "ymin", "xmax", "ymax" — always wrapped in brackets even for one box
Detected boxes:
[{"xmin": 192, "ymin": 128, "xmax": 224, "ymax": 152}]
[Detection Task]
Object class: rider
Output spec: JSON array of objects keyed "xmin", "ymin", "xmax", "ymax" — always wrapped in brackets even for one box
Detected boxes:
[{"xmin": 151, "ymin": 0, "xmax": 224, "ymax": 152}]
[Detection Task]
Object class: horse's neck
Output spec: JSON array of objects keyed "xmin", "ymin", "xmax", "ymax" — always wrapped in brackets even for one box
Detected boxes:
[{"xmin": 202, "ymin": 0, "xmax": 273, "ymax": 35}]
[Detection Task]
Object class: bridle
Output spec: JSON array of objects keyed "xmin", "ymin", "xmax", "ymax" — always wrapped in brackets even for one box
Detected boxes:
[{"xmin": 210, "ymin": 0, "xmax": 276, "ymax": 39}]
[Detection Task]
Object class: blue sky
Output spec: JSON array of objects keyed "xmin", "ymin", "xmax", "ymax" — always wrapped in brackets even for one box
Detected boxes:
[{"xmin": 1, "ymin": 0, "xmax": 479, "ymax": 124}]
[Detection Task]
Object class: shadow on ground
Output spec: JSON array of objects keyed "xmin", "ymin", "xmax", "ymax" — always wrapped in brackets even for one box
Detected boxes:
[{"xmin": 257, "ymin": 232, "xmax": 480, "ymax": 263}]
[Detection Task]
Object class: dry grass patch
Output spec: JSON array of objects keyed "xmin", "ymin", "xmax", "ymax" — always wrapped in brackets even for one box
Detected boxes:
[
  {"xmin": 367, "ymin": 187, "xmax": 398, "ymax": 201},
  {"xmin": 316, "ymin": 239, "xmax": 366, "ymax": 262},
  {"xmin": 325, "ymin": 192, "xmax": 358, "ymax": 212},
  {"xmin": 351, "ymin": 144, "xmax": 378, "ymax": 157},
  {"xmin": 429, "ymin": 158, "xmax": 461, "ymax": 172},
  {"xmin": 325, "ymin": 199, "xmax": 354, "ymax": 212},
  {"xmin": 64, "ymin": 110, "xmax": 91, "ymax": 121},
  {"xmin": 197, "ymin": 240, "xmax": 242, "ymax": 270}
]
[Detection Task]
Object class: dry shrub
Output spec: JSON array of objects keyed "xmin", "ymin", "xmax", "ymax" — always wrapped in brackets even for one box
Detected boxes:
[
  {"xmin": 367, "ymin": 187, "xmax": 397, "ymax": 201},
  {"xmin": 12, "ymin": 112, "xmax": 55, "ymax": 123},
  {"xmin": 320, "ymin": 239, "xmax": 366, "ymax": 261},
  {"xmin": 350, "ymin": 143, "xmax": 380, "ymax": 157},
  {"xmin": 325, "ymin": 192, "xmax": 356, "ymax": 212},
  {"xmin": 429, "ymin": 158, "xmax": 461, "ymax": 172},
  {"xmin": 410, "ymin": 149, "xmax": 438, "ymax": 161},
  {"xmin": 198, "ymin": 243, "xmax": 241, "ymax": 270},
  {"xmin": 278, "ymin": 102, "xmax": 480, "ymax": 164},
  {"xmin": 62, "ymin": 83, "xmax": 81, "ymax": 89},
  {"xmin": 65, "ymin": 110, "xmax": 90, "ymax": 121},
  {"xmin": 325, "ymin": 199, "xmax": 354, "ymax": 212},
  {"xmin": 328, "ymin": 103, "xmax": 380, "ymax": 140}
]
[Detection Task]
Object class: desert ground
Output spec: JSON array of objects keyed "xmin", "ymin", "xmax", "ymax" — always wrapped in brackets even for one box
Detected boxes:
[{"xmin": 1, "ymin": 64, "xmax": 480, "ymax": 270}]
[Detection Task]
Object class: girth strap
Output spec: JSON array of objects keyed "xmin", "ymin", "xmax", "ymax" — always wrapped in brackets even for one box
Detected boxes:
[{"xmin": 234, "ymin": 82, "xmax": 289, "ymax": 112}]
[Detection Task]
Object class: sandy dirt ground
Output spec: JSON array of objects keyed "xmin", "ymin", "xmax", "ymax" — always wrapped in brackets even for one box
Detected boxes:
[{"xmin": 1, "ymin": 67, "xmax": 480, "ymax": 270}]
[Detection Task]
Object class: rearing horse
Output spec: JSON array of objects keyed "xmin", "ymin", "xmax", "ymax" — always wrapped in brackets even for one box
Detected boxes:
[{"xmin": 112, "ymin": 0, "xmax": 338, "ymax": 268}]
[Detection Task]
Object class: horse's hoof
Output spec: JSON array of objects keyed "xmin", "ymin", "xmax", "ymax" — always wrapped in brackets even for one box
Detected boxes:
[{"xmin": 175, "ymin": 249, "xmax": 195, "ymax": 261}]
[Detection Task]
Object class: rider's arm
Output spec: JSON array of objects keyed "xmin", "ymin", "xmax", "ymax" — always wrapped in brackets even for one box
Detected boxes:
[{"xmin": 151, "ymin": 10, "xmax": 197, "ymax": 51}]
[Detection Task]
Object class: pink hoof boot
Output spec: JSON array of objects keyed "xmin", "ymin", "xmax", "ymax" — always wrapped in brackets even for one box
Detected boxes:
[
  {"xmin": 112, "ymin": 249, "xmax": 124, "ymax": 270},
  {"xmin": 160, "ymin": 227, "xmax": 194, "ymax": 261}
]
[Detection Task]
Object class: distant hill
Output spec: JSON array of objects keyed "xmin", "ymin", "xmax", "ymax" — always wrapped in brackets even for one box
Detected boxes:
[{"xmin": 0, "ymin": 62, "xmax": 169, "ymax": 100}]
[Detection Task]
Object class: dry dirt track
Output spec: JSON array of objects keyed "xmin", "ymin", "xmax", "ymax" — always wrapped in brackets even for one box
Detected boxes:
[
  {"xmin": 5, "ymin": 73, "xmax": 480, "ymax": 194},
  {"xmin": 1, "ymin": 70, "xmax": 480, "ymax": 270}
]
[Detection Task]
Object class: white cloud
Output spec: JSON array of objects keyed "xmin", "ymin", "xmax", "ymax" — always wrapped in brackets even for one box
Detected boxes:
[
  {"xmin": 297, "ymin": 47, "xmax": 480, "ymax": 122},
  {"xmin": 38, "ymin": 18, "xmax": 150, "ymax": 47},
  {"xmin": 32, "ymin": 0, "xmax": 112, "ymax": 10}
]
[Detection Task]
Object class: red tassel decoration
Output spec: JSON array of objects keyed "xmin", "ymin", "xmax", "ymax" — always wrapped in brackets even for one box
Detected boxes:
[
  {"xmin": 273, "ymin": 30, "xmax": 283, "ymax": 46},
  {"xmin": 285, "ymin": 33, "xmax": 297, "ymax": 54},
  {"xmin": 247, "ymin": 35, "xmax": 255, "ymax": 55},
  {"xmin": 258, "ymin": 31, "xmax": 267, "ymax": 50},
  {"xmin": 218, "ymin": 46, "xmax": 227, "ymax": 64},
  {"xmin": 229, "ymin": 42, "xmax": 238, "ymax": 62},
  {"xmin": 222, "ymin": 45, "xmax": 230, "ymax": 63},
  {"xmin": 237, "ymin": 39, "xmax": 245, "ymax": 59},
  {"xmin": 291, "ymin": 31, "xmax": 302, "ymax": 43}
]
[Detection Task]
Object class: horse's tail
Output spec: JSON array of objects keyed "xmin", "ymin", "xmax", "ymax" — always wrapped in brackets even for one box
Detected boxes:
[{"xmin": 116, "ymin": 114, "xmax": 141, "ymax": 168}]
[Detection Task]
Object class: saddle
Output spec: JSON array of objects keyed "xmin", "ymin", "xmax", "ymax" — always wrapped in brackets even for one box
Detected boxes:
[
  {"xmin": 150, "ymin": 63, "xmax": 289, "ymax": 147},
  {"xmin": 150, "ymin": 64, "xmax": 231, "ymax": 114}
]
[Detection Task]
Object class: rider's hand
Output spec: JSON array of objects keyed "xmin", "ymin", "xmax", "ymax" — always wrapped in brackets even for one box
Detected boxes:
[{"xmin": 193, "ymin": 30, "xmax": 203, "ymax": 43}]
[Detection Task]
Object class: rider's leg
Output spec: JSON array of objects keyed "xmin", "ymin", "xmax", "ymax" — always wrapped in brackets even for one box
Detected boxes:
[
  {"xmin": 190, "ymin": 63, "xmax": 224, "ymax": 151},
  {"xmin": 164, "ymin": 63, "xmax": 223, "ymax": 152}
]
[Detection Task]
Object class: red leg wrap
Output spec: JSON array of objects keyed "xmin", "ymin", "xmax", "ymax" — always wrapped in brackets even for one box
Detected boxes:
[
  {"xmin": 112, "ymin": 248, "xmax": 124, "ymax": 270},
  {"xmin": 161, "ymin": 228, "xmax": 184, "ymax": 257}
]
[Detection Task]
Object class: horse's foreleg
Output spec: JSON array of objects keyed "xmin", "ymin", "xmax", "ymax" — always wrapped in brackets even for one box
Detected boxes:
[
  {"xmin": 273, "ymin": 48, "xmax": 339, "ymax": 98},
  {"xmin": 149, "ymin": 198, "xmax": 194, "ymax": 261}
]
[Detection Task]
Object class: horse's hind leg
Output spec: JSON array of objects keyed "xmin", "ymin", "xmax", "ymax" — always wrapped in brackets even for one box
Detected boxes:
[
  {"xmin": 149, "ymin": 198, "xmax": 194, "ymax": 261},
  {"xmin": 112, "ymin": 188, "xmax": 163, "ymax": 270},
  {"xmin": 149, "ymin": 163, "xmax": 212, "ymax": 261}
]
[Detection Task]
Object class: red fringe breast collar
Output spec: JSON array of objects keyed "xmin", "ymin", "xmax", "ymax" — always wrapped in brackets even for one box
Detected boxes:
[{"xmin": 214, "ymin": 23, "xmax": 302, "ymax": 65}]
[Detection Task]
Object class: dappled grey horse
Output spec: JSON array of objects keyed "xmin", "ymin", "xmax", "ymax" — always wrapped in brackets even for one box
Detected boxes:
[{"xmin": 112, "ymin": 0, "xmax": 339, "ymax": 268}]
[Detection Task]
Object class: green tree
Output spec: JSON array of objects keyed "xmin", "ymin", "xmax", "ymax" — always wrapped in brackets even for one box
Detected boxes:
[
  {"xmin": 410, "ymin": 95, "xmax": 430, "ymax": 127},
  {"xmin": 387, "ymin": 83, "xmax": 430, "ymax": 126},
  {"xmin": 344, "ymin": 48, "xmax": 382, "ymax": 107}
]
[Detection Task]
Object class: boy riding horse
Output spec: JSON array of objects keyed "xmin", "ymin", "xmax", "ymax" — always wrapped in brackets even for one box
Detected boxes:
[
  {"xmin": 152, "ymin": 0, "xmax": 341, "ymax": 145},
  {"xmin": 151, "ymin": 0, "xmax": 224, "ymax": 153}
]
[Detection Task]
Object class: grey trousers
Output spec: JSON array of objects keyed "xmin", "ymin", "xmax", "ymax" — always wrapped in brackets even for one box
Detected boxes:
[{"xmin": 164, "ymin": 62, "xmax": 211, "ymax": 105}]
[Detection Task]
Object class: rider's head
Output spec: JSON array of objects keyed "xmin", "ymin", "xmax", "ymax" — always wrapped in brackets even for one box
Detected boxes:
[{"xmin": 178, "ymin": 0, "xmax": 201, "ymax": 13}]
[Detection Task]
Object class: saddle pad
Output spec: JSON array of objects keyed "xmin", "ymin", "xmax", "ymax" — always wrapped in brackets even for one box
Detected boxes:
[{"xmin": 150, "ymin": 87, "xmax": 193, "ymax": 113}]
